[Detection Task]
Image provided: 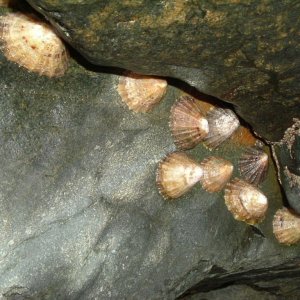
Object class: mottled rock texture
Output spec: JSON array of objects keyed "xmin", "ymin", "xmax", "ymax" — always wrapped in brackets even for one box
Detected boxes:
[
  {"xmin": 272, "ymin": 119, "xmax": 300, "ymax": 214},
  {"xmin": 26, "ymin": 0, "xmax": 300, "ymax": 142},
  {"xmin": 0, "ymin": 1, "xmax": 299, "ymax": 300}
]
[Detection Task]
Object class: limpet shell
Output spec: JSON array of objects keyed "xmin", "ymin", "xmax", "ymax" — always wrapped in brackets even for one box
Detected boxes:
[
  {"xmin": 224, "ymin": 178, "xmax": 268, "ymax": 224},
  {"xmin": 204, "ymin": 107, "xmax": 240, "ymax": 149},
  {"xmin": 200, "ymin": 156, "xmax": 233, "ymax": 192},
  {"xmin": 273, "ymin": 207, "xmax": 300, "ymax": 245},
  {"xmin": 238, "ymin": 144, "xmax": 269, "ymax": 185},
  {"xmin": 170, "ymin": 96, "xmax": 209, "ymax": 150},
  {"xmin": 0, "ymin": 0, "xmax": 12, "ymax": 7},
  {"xmin": 0, "ymin": 12, "xmax": 69, "ymax": 77},
  {"xmin": 156, "ymin": 152, "xmax": 203, "ymax": 199},
  {"xmin": 117, "ymin": 71, "xmax": 167, "ymax": 113}
]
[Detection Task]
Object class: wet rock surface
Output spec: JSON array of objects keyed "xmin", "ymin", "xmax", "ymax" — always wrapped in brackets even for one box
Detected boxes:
[
  {"xmin": 26, "ymin": 0, "xmax": 300, "ymax": 142},
  {"xmin": 0, "ymin": 2, "xmax": 299, "ymax": 300}
]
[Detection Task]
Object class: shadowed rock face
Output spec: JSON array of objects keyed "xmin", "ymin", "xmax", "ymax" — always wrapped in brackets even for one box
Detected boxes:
[
  {"xmin": 26, "ymin": 0, "xmax": 300, "ymax": 142},
  {"xmin": 0, "ymin": 2, "xmax": 299, "ymax": 300},
  {"xmin": 272, "ymin": 119, "xmax": 300, "ymax": 214}
]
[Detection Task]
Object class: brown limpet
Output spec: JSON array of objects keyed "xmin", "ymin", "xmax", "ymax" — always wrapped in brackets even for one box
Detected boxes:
[
  {"xmin": 117, "ymin": 71, "xmax": 167, "ymax": 113},
  {"xmin": 0, "ymin": 0, "xmax": 11, "ymax": 7},
  {"xmin": 156, "ymin": 152, "xmax": 203, "ymax": 199},
  {"xmin": 224, "ymin": 178, "xmax": 268, "ymax": 225},
  {"xmin": 170, "ymin": 96, "xmax": 209, "ymax": 150},
  {"xmin": 273, "ymin": 207, "xmax": 300, "ymax": 245},
  {"xmin": 200, "ymin": 156, "xmax": 233, "ymax": 193},
  {"xmin": 204, "ymin": 107, "xmax": 240, "ymax": 149},
  {"xmin": 0, "ymin": 12, "xmax": 69, "ymax": 77},
  {"xmin": 238, "ymin": 144, "xmax": 269, "ymax": 185}
]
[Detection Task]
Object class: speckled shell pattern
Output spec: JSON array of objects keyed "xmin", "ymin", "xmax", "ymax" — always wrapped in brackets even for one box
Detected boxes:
[
  {"xmin": 0, "ymin": 13, "xmax": 69, "ymax": 77},
  {"xmin": 156, "ymin": 152, "xmax": 203, "ymax": 199},
  {"xmin": 170, "ymin": 96, "xmax": 209, "ymax": 150},
  {"xmin": 204, "ymin": 107, "xmax": 240, "ymax": 149},
  {"xmin": 273, "ymin": 208, "xmax": 300, "ymax": 245},
  {"xmin": 117, "ymin": 72, "xmax": 167, "ymax": 113},
  {"xmin": 224, "ymin": 178, "xmax": 268, "ymax": 225},
  {"xmin": 199, "ymin": 156, "xmax": 233, "ymax": 192},
  {"xmin": 238, "ymin": 145, "xmax": 269, "ymax": 185}
]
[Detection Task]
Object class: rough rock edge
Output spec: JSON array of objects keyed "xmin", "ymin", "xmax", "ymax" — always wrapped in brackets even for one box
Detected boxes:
[
  {"xmin": 271, "ymin": 118, "xmax": 300, "ymax": 185},
  {"xmin": 284, "ymin": 167, "xmax": 300, "ymax": 190}
]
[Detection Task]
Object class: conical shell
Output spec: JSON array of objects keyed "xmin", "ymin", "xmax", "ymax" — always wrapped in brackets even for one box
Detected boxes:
[
  {"xmin": 170, "ymin": 96, "xmax": 209, "ymax": 150},
  {"xmin": 224, "ymin": 178, "xmax": 268, "ymax": 224},
  {"xmin": 273, "ymin": 208, "xmax": 300, "ymax": 245},
  {"xmin": 238, "ymin": 145, "xmax": 269, "ymax": 185},
  {"xmin": 199, "ymin": 156, "xmax": 233, "ymax": 192},
  {"xmin": 204, "ymin": 107, "xmax": 240, "ymax": 149},
  {"xmin": 0, "ymin": 0, "xmax": 10, "ymax": 6},
  {"xmin": 156, "ymin": 152, "xmax": 203, "ymax": 199},
  {"xmin": 0, "ymin": 0, "xmax": 14, "ymax": 7},
  {"xmin": 0, "ymin": 13, "xmax": 69, "ymax": 77},
  {"xmin": 117, "ymin": 72, "xmax": 167, "ymax": 112}
]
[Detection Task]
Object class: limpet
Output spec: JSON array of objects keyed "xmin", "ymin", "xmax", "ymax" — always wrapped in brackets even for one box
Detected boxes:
[
  {"xmin": 224, "ymin": 178, "xmax": 268, "ymax": 224},
  {"xmin": 204, "ymin": 107, "xmax": 240, "ymax": 149},
  {"xmin": 238, "ymin": 143, "xmax": 269, "ymax": 185},
  {"xmin": 273, "ymin": 207, "xmax": 300, "ymax": 245},
  {"xmin": 200, "ymin": 156, "xmax": 233, "ymax": 192},
  {"xmin": 0, "ymin": 12, "xmax": 69, "ymax": 77},
  {"xmin": 0, "ymin": 0, "xmax": 10, "ymax": 7},
  {"xmin": 156, "ymin": 152, "xmax": 203, "ymax": 199},
  {"xmin": 117, "ymin": 71, "xmax": 167, "ymax": 113},
  {"xmin": 170, "ymin": 95, "xmax": 209, "ymax": 150}
]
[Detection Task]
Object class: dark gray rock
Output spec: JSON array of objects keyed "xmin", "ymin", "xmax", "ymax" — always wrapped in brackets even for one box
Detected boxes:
[
  {"xmin": 182, "ymin": 285, "xmax": 278, "ymax": 300},
  {"xmin": 25, "ymin": 0, "xmax": 300, "ymax": 142},
  {"xmin": 180, "ymin": 259, "xmax": 300, "ymax": 299},
  {"xmin": 0, "ymin": 2, "xmax": 299, "ymax": 300},
  {"xmin": 181, "ymin": 279, "xmax": 300, "ymax": 300}
]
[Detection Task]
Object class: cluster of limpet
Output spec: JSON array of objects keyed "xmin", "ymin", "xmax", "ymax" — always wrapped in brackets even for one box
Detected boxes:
[
  {"xmin": 116, "ymin": 69, "xmax": 298, "ymax": 244},
  {"xmin": 0, "ymin": 12, "xmax": 69, "ymax": 77},
  {"xmin": 156, "ymin": 152, "xmax": 233, "ymax": 199},
  {"xmin": 0, "ymin": 9, "xmax": 292, "ymax": 245},
  {"xmin": 155, "ymin": 94, "xmax": 272, "ymax": 225},
  {"xmin": 169, "ymin": 96, "xmax": 240, "ymax": 150}
]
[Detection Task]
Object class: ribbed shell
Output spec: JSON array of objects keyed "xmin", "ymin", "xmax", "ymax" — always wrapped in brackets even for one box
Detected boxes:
[
  {"xmin": 156, "ymin": 152, "xmax": 203, "ymax": 199},
  {"xmin": 0, "ymin": 0, "xmax": 10, "ymax": 6},
  {"xmin": 238, "ymin": 145, "xmax": 269, "ymax": 185},
  {"xmin": 117, "ymin": 72, "xmax": 167, "ymax": 112},
  {"xmin": 224, "ymin": 178, "xmax": 268, "ymax": 224},
  {"xmin": 204, "ymin": 108, "xmax": 240, "ymax": 149},
  {"xmin": 199, "ymin": 156, "xmax": 233, "ymax": 192},
  {"xmin": 273, "ymin": 208, "xmax": 300, "ymax": 245},
  {"xmin": 170, "ymin": 96, "xmax": 209, "ymax": 150},
  {"xmin": 0, "ymin": 13, "xmax": 69, "ymax": 77}
]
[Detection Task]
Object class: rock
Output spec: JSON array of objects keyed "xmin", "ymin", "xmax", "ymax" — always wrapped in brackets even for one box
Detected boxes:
[
  {"xmin": 181, "ymin": 280, "xmax": 300, "ymax": 300},
  {"xmin": 181, "ymin": 285, "xmax": 278, "ymax": 300},
  {"xmin": 0, "ymin": 3, "xmax": 300, "ymax": 300},
  {"xmin": 272, "ymin": 119, "xmax": 300, "ymax": 214},
  {"xmin": 25, "ymin": 0, "xmax": 300, "ymax": 142},
  {"xmin": 0, "ymin": 25, "xmax": 299, "ymax": 298}
]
